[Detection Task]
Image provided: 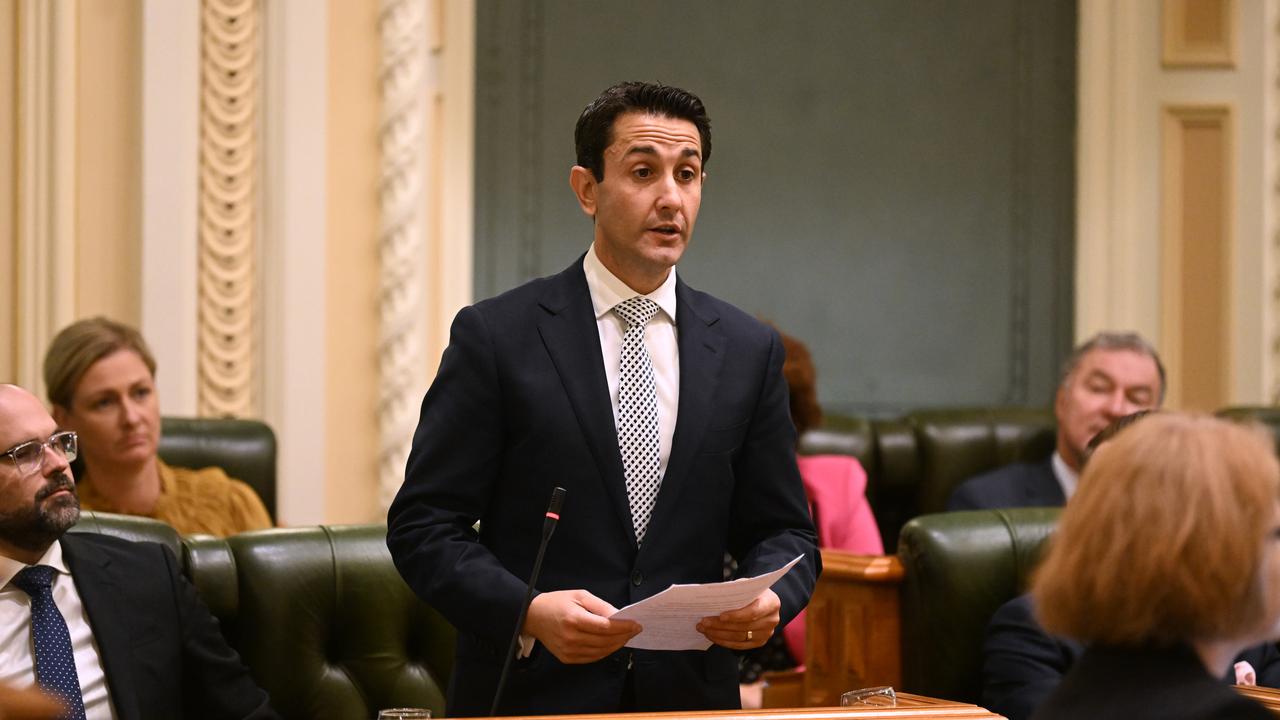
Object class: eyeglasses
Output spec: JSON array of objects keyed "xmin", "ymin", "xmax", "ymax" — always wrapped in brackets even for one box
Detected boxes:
[{"xmin": 3, "ymin": 431, "xmax": 78, "ymax": 476}]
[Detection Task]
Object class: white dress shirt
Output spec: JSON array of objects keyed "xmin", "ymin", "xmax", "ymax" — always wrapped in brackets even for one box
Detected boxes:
[
  {"xmin": 1051, "ymin": 451, "xmax": 1079, "ymax": 501},
  {"xmin": 0, "ymin": 541, "xmax": 118, "ymax": 720},
  {"xmin": 583, "ymin": 243, "xmax": 680, "ymax": 482}
]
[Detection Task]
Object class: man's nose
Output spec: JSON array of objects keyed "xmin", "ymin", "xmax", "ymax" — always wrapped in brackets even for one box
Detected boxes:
[
  {"xmin": 41, "ymin": 442, "xmax": 69, "ymax": 476},
  {"xmin": 1104, "ymin": 391, "xmax": 1129, "ymax": 418},
  {"xmin": 655, "ymin": 175, "xmax": 683, "ymax": 212}
]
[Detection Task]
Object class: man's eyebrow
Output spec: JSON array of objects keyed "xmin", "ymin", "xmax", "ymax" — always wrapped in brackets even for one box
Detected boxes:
[
  {"xmin": 622, "ymin": 144, "xmax": 658, "ymax": 158},
  {"xmin": 681, "ymin": 147, "xmax": 700, "ymax": 159}
]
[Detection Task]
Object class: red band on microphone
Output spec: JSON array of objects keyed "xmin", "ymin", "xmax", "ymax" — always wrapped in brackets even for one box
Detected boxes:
[{"xmin": 545, "ymin": 512, "xmax": 560, "ymax": 521}]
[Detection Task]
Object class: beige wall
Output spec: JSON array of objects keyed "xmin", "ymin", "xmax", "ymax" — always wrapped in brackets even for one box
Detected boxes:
[
  {"xmin": 75, "ymin": 0, "xmax": 140, "ymax": 326},
  {"xmin": 1, "ymin": 2, "xmax": 15, "ymax": 381},
  {"xmin": 324, "ymin": 0, "xmax": 381, "ymax": 523}
]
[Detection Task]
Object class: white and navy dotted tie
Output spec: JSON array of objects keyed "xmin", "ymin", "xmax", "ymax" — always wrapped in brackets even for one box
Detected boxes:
[
  {"xmin": 12, "ymin": 565, "xmax": 86, "ymax": 720},
  {"xmin": 615, "ymin": 296, "xmax": 662, "ymax": 544}
]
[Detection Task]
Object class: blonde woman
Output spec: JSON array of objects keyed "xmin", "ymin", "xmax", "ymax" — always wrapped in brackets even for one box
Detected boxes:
[
  {"xmin": 1032, "ymin": 413, "xmax": 1280, "ymax": 719},
  {"xmin": 44, "ymin": 317, "xmax": 272, "ymax": 536}
]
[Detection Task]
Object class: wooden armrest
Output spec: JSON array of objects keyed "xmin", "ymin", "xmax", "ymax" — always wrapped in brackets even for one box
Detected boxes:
[{"xmin": 803, "ymin": 551, "xmax": 905, "ymax": 707}]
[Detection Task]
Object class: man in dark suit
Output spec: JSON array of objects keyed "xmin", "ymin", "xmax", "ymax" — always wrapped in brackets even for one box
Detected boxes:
[
  {"xmin": 387, "ymin": 81, "xmax": 820, "ymax": 717},
  {"xmin": 947, "ymin": 332, "xmax": 1165, "ymax": 511},
  {"xmin": 0, "ymin": 384, "xmax": 277, "ymax": 720}
]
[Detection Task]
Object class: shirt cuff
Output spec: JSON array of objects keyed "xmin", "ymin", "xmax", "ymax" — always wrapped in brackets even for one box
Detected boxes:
[{"xmin": 517, "ymin": 633, "xmax": 536, "ymax": 659}]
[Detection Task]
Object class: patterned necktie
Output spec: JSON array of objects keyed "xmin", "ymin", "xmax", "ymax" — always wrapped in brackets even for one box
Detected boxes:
[
  {"xmin": 614, "ymin": 296, "xmax": 662, "ymax": 544},
  {"xmin": 12, "ymin": 565, "xmax": 86, "ymax": 720}
]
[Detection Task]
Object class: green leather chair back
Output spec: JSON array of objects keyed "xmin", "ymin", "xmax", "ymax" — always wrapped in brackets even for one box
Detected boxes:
[
  {"xmin": 911, "ymin": 408, "xmax": 1056, "ymax": 515},
  {"xmin": 226, "ymin": 525, "xmax": 455, "ymax": 719},
  {"xmin": 802, "ymin": 408, "xmax": 1056, "ymax": 550},
  {"xmin": 68, "ymin": 510, "xmax": 184, "ymax": 559},
  {"xmin": 158, "ymin": 416, "xmax": 277, "ymax": 520},
  {"xmin": 898, "ymin": 507, "xmax": 1060, "ymax": 703}
]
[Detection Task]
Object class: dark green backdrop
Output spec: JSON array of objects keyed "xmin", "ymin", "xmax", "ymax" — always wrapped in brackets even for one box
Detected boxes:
[{"xmin": 474, "ymin": 0, "xmax": 1076, "ymax": 415}]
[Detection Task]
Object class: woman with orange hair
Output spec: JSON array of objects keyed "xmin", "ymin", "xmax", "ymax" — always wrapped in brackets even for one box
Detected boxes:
[{"xmin": 1032, "ymin": 413, "xmax": 1280, "ymax": 719}]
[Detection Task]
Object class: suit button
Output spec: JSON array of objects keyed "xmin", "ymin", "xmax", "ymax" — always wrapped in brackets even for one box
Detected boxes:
[{"xmin": 631, "ymin": 570, "xmax": 643, "ymax": 586}]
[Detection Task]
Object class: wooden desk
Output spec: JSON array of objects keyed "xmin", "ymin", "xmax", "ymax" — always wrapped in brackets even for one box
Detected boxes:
[
  {"xmin": 1236, "ymin": 684, "xmax": 1280, "ymax": 716},
  {"xmin": 483, "ymin": 693, "xmax": 1003, "ymax": 719}
]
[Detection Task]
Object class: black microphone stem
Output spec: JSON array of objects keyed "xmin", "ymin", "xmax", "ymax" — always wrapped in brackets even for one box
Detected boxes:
[{"xmin": 491, "ymin": 487, "xmax": 566, "ymax": 716}]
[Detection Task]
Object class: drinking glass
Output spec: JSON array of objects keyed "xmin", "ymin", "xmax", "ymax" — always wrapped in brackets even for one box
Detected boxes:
[
  {"xmin": 377, "ymin": 709, "xmax": 431, "ymax": 719},
  {"xmin": 840, "ymin": 686, "xmax": 896, "ymax": 707}
]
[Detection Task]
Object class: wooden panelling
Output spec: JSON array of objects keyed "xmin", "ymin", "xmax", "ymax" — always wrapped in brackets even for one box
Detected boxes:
[
  {"xmin": 1162, "ymin": 0, "xmax": 1236, "ymax": 68},
  {"xmin": 1161, "ymin": 106, "xmax": 1233, "ymax": 410}
]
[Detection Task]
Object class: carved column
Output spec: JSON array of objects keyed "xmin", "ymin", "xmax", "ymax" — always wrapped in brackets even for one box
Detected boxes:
[{"xmin": 198, "ymin": 0, "xmax": 260, "ymax": 417}]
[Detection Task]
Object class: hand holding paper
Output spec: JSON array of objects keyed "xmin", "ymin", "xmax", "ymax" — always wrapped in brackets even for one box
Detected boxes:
[{"xmin": 609, "ymin": 555, "xmax": 803, "ymax": 651}]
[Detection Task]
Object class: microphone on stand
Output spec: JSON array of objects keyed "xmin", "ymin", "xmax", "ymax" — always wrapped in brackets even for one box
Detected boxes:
[{"xmin": 491, "ymin": 486, "xmax": 566, "ymax": 716}]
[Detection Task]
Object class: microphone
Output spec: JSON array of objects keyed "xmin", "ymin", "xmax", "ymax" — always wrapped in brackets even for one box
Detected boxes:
[{"xmin": 491, "ymin": 486, "xmax": 566, "ymax": 716}]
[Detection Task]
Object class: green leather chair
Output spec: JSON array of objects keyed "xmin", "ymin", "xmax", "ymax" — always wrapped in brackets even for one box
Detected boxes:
[
  {"xmin": 801, "ymin": 408, "xmax": 1056, "ymax": 550},
  {"xmin": 68, "ymin": 512, "xmax": 455, "ymax": 720},
  {"xmin": 897, "ymin": 507, "xmax": 1060, "ymax": 703},
  {"xmin": 159, "ymin": 416, "xmax": 277, "ymax": 520}
]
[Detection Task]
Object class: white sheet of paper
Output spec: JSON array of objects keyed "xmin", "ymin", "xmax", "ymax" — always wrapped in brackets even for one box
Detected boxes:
[{"xmin": 610, "ymin": 555, "xmax": 804, "ymax": 651}]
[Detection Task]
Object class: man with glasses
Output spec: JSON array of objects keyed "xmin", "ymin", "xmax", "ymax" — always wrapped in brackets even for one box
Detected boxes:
[{"xmin": 0, "ymin": 384, "xmax": 278, "ymax": 719}]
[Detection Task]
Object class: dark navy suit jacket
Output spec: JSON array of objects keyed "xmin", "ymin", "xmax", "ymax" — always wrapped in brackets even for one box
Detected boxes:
[
  {"xmin": 61, "ymin": 533, "xmax": 277, "ymax": 720},
  {"xmin": 947, "ymin": 458, "xmax": 1065, "ymax": 511},
  {"xmin": 386, "ymin": 259, "xmax": 820, "ymax": 716},
  {"xmin": 985, "ymin": 594, "xmax": 1280, "ymax": 720}
]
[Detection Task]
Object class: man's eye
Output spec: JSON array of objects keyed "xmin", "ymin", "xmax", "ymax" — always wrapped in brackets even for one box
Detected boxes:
[
  {"xmin": 633, "ymin": 167, "xmax": 652, "ymax": 179},
  {"xmin": 678, "ymin": 169, "xmax": 697, "ymax": 181},
  {"xmin": 132, "ymin": 387, "xmax": 151, "ymax": 400},
  {"xmin": 12, "ymin": 443, "xmax": 39, "ymax": 464}
]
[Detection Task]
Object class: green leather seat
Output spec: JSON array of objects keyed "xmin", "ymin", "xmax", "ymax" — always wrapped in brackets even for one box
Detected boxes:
[
  {"xmin": 897, "ymin": 507, "xmax": 1060, "ymax": 703},
  {"xmin": 68, "ymin": 512, "xmax": 454, "ymax": 719},
  {"xmin": 801, "ymin": 408, "xmax": 1055, "ymax": 550},
  {"xmin": 159, "ymin": 416, "xmax": 277, "ymax": 520}
]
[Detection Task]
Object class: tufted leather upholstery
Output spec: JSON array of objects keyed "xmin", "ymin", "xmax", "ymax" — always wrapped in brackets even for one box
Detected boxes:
[
  {"xmin": 897, "ymin": 508, "xmax": 1060, "ymax": 703},
  {"xmin": 158, "ymin": 416, "xmax": 277, "ymax": 520},
  {"xmin": 68, "ymin": 512, "xmax": 454, "ymax": 719},
  {"xmin": 800, "ymin": 408, "xmax": 1056, "ymax": 550}
]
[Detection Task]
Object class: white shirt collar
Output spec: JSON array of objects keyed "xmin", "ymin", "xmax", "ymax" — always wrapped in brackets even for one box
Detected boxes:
[
  {"xmin": 583, "ymin": 243, "xmax": 678, "ymax": 324},
  {"xmin": 1051, "ymin": 451, "xmax": 1079, "ymax": 501},
  {"xmin": 0, "ymin": 539, "xmax": 69, "ymax": 590}
]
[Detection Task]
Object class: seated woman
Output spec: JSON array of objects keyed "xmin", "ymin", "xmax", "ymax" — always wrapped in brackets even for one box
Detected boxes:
[
  {"xmin": 44, "ymin": 317, "xmax": 272, "ymax": 537},
  {"xmin": 739, "ymin": 331, "xmax": 882, "ymax": 705},
  {"xmin": 1031, "ymin": 413, "xmax": 1280, "ymax": 719}
]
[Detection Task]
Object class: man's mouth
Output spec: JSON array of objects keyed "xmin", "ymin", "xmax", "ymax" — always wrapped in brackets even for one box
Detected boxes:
[
  {"xmin": 36, "ymin": 474, "xmax": 76, "ymax": 502},
  {"xmin": 649, "ymin": 224, "xmax": 681, "ymax": 238}
]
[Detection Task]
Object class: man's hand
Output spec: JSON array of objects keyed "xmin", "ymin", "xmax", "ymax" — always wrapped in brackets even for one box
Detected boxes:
[
  {"xmin": 524, "ymin": 589, "xmax": 642, "ymax": 664},
  {"xmin": 696, "ymin": 589, "xmax": 781, "ymax": 650}
]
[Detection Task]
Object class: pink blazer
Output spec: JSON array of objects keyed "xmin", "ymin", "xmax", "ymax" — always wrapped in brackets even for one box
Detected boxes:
[{"xmin": 783, "ymin": 454, "xmax": 884, "ymax": 664}]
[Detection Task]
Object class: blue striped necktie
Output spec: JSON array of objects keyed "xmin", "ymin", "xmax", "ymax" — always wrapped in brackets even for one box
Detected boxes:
[{"xmin": 12, "ymin": 565, "xmax": 87, "ymax": 720}]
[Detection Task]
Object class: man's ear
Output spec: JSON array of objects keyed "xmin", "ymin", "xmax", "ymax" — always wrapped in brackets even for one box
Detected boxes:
[{"xmin": 569, "ymin": 165, "xmax": 598, "ymax": 218}]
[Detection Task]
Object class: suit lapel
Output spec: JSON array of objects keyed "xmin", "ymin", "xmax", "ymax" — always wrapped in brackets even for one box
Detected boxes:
[
  {"xmin": 642, "ymin": 280, "xmax": 725, "ymax": 547},
  {"xmin": 536, "ymin": 261, "xmax": 636, "ymax": 543},
  {"xmin": 61, "ymin": 535, "xmax": 141, "ymax": 720}
]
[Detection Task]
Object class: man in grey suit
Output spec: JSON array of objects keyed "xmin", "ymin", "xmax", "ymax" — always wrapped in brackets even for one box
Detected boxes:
[{"xmin": 947, "ymin": 332, "xmax": 1164, "ymax": 511}]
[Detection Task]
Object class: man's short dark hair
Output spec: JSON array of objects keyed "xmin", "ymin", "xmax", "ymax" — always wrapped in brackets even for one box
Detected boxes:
[
  {"xmin": 574, "ymin": 81, "xmax": 712, "ymax": 182},
  {"xmin": 1059, "ymin": 331, "xmax": 1167, "ymax": 404}
]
